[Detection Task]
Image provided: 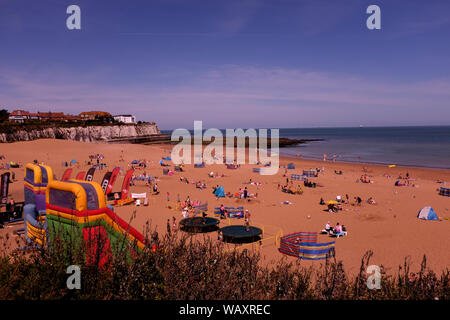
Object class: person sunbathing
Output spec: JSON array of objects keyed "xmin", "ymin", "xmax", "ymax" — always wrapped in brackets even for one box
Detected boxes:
[
  {"xmin": 328, "ymin": 203, "xmax": 338, "ymax": 213},
  {"xmin": 322, "ymin": 221, "xmax": 332, "ymax": 234},
  {"xmin": 332, "ymin": 224, "xmax": 347, "ymax": 237}
]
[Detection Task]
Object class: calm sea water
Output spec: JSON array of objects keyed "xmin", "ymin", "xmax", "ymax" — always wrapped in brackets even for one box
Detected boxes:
[
  {"xmin": 161, "ymin": 126, "xmax": 450, "ymax": 169},
  {"xmin": 279, "ymin": 126, "xmax": 450, "ymax": 169}
]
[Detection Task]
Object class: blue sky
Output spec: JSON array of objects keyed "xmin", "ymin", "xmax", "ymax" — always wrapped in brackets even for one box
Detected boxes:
[{"xmin": 0, "ymin": 0, "xmax": 450, "ymax": 129}]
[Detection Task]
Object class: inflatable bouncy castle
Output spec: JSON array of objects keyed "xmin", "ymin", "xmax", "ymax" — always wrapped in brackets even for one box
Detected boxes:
[
  {"xmin": 22, "ymin": 164, "xmax": 145, "ymax": 265},
  {"xmin": 45, "ymin": 180, "xmax": 145, "ymax": 265},
  {"xmin": 24, "ymin": 163, "xmax": 54, "ymax": 211}
]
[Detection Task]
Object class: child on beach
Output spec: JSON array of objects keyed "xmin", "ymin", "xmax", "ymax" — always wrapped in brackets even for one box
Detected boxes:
[
  {"xmin": 172, "ymin": 217, "xmax": 177, "ymax": 233},
  {"xmin": 244, "ymin": 210, "xmax": 251, "ymax": 231}
]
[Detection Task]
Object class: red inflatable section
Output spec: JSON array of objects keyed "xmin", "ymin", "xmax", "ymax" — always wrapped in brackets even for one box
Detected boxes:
[
  {"xmin": 75, "ymin": 171, "xmax": 86, "ymax": 180},
  {"xmin": 82, "ymin": 226, "xmax": 112, "ymax": 268},
  {"xmin": 121, "ymin": 169, "xmax": 134, "ymax": 200},
  {"xmin": 106, "ymin": 167, "xmax": 121, "ymax": 195},
  {"xmin": 61, "ymin": 168, "xmax": 73, "ymax": 181}
]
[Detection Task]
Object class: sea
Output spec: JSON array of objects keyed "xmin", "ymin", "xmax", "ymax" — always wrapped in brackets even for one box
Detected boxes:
[
  {"xmin": 279, "ymin": 126, "xmax": 450, "ymax": 169},
  {"xmin": 161, "ymin": 126, "xmax": 450, "ymax": 169}
]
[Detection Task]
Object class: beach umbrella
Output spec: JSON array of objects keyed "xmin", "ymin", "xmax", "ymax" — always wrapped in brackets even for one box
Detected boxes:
[
  {"xmin": 326, "ymin": 200, "xmax": 338, "ymax": 205},
  {"xmin": 71, "ymin": 159, "xmax": 76, "ymax": 164},
  {"xmin": 388, "ymin": 164, "xmax": 396, "ymax": 168},
  {"xmin": 131, "ymin": 160, "xmax": 139, "ymax": 164}
]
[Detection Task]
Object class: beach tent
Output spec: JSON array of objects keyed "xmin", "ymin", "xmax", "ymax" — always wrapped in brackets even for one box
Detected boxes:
[
  {"xmin": 163, "ymin": 156, "xmax": 171, "ymax": 161},
  {"xmin": 287, "ymin": 163, "xmax": 295, "ymax": 169},
  {"xmin": 131, "ymin": 160, "xmax": 139, "ymax": 164},
  {"xmin": 214, "ymin": 186, "xmax": 225, "ymax": 198},
  {"xmin": 71, "ymin": 159, "xmax": 77, "ymax": 164},
  {"xmin": 417, "ymin": 206, "xmax": 439, "ymax": 221}
]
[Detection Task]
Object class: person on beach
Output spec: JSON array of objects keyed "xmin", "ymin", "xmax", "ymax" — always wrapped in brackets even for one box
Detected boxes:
[
  {"xmin": 334, "ymin": 223, "xmax": 342, "ymax": 234},
  {"xmin": 172, "ymin": 217, "xmax": 177, "ymax": 233},
  {"xmin": 166, "ymin": 192, "xmax": 170, "ymax": 202},
  {"xmin": 324, "ymin": 221, "xmax": 332, "ymax": 233},
  {"xmin": 244, "ymin": 210, "xmax": 250, "ymax": 231},
  {"xmin": 182, "ymin": 206, "xmax": 189, "ymax": 218},
  {"xmin": 167, "ymin": 219, "xmax": 171, "ymax": 235},
  {"xmin": 219, "ymin": 204, "xmax": 227, "ymax": 219}
]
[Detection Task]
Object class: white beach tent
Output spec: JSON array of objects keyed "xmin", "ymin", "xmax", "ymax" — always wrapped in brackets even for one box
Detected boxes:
[{"xmin": 417, "ymin": 206, "xmax": 439, "ymax": 221}]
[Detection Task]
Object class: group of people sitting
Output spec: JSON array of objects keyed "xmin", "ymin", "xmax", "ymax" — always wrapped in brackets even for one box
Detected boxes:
[
  {"xmin": 394, "ymin": 179, "xmax": 413, "ymax": 187},
  {"xmin": 359, "ymin": 174, "xmax": 372, "ymax": 183},
  {"xmin": 304, "ymin": 179, "xmax": 317, "ymax": 188},
  {"xmin": 243, "ymin": 178, "xmax": 263, "ymax": 187},
  {"xmin": 321, "ymin": 221, "xmax": 347, "ymax": 237},
  {"xmin": 180, "ymin": 196, "xmax": 203, "ymax": 218},
  {"xmin": 228, "ymin": 187, "xmax": 257, "ymax": 200},
  {"xmin": 179, "ymin": 176, "xmax": 207, "ymax": 190},
  {"xmin": 319, "ymin": 194, "xmax": 372, "ymax": 212},
  {"xmin": 281, "ymin": 184, "xmax": 303, "ymax": 195},
  {"xmin": 208, "ymin": 171, "xmax": 225, "ymax": 178}
]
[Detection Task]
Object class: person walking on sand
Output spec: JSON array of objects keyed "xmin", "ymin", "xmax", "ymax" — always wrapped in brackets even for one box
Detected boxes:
[
  {"xmin": 167, "ymin": 219, "xmax": 171, "ymax": 235},
  {"xmin": 323, "ymin": 153, "xmax": 327, "ymax": 161},
  {"xmin": 172, "ymin": 217, "xmax": 177, "ymax": 233},
  {"xmin": 244, "ymin": 209, "xmax": 251, "ymax": 231}
]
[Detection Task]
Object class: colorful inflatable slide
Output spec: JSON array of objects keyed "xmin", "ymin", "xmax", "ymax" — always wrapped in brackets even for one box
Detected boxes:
[{"xmin": 23, "ymin": 164, "xmax": 145, "ymax": 264}]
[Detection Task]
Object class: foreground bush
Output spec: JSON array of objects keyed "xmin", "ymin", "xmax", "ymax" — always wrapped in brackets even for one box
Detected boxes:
[{"xmin": 0, "ymin": 228, "xmax": 448, "ymax": 300}]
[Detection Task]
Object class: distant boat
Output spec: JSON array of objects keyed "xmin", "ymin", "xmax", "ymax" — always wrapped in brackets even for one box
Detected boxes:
[{"xmin": 359, "ymin": 125, "xmax": 364, "ymax": 128}]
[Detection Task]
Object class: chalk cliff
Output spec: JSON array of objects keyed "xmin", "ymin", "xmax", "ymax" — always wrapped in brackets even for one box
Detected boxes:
[{"xmin": 0, "ymin": 123, "xmax": 161, "ymax": 143}]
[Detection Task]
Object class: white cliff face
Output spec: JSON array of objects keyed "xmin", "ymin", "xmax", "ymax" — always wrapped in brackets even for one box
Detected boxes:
[{"xmin": 0, "ymin": 123, "xmax": 160, "ymax": 143}]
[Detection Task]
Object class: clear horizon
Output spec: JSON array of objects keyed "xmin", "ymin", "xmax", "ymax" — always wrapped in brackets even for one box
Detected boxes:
[{"xmin": 1, "ymin": 0, "xmax": 450, "ymax": 128}]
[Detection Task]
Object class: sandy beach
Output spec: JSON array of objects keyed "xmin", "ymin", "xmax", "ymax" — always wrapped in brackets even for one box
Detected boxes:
[{"xmin": 1, "ymin": 139, "xmax": 449, "ymax": 275}]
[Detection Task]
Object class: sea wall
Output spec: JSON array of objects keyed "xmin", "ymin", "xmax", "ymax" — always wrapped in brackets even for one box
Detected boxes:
[{"xmin": 0, "ymin": 123, "xmax": 161, "ymax": 143}]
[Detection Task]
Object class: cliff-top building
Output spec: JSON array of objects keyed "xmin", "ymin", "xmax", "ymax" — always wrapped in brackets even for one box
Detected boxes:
[{"xmin": 113, "ymin": 114, "xmax": 136, "ymax": 124}]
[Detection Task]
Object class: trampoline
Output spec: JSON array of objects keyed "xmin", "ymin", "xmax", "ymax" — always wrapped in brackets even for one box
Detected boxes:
[
  {"xmin": 220, "ymin": 225, "xmax": 263, "ymax": 243},
  {"xmin": 179, "ymin": 217, "xmax": 220, "ymax": 233}
]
